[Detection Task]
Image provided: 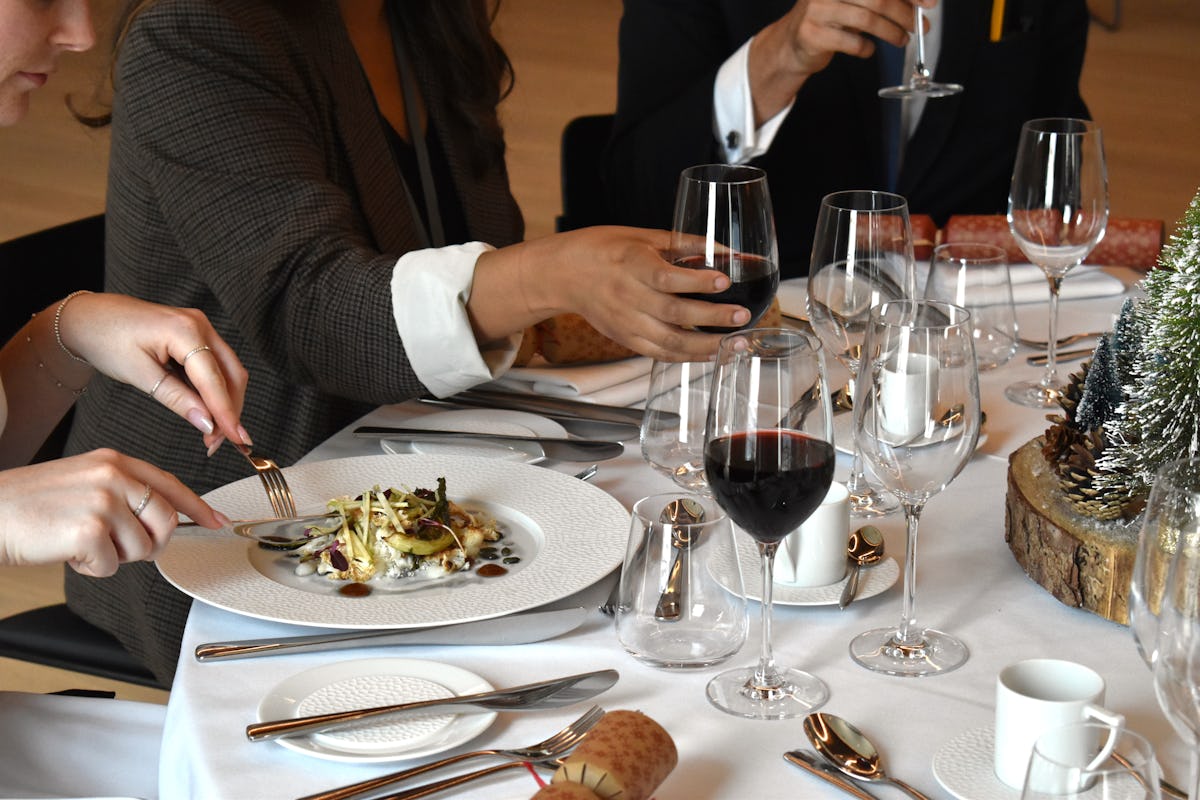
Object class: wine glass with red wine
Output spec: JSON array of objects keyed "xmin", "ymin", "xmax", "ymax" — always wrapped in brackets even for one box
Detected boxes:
[
  {"xmin": 703, "ymin": 327, "xmax": 835, "ymax": 719},
  {"xmin": 849, "ymin": 300, "xmax": 981, "ymax": 677},
  {"xmin": 671, "ymin": 164, "xmax": 779, "ymax": 332},
  {"xmin": 807, "ymin": 189, "xmax": 916, "ymax": 518}
]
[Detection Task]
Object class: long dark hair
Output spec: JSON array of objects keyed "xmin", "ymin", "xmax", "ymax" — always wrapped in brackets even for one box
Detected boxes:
[{"xmin": 77, "ymin": 0, "xmax": 515, "ymax": 164}]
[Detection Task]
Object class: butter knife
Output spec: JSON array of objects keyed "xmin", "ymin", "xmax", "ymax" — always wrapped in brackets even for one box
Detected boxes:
[
  {"xmin": 784, "ymin": 750, "xmax": 881, "ymax": 799},
  {"xmin": 417, "ymin": 397, "xmax": 640, "ymax": 441},
  {"xmin": 246, "ymin": 668, "xmax": 618, "ymax": 741},
  {"xmin": 195, "ymin": 606, "xmax": 588, "ymax": 662},
  {"xmin": 352, "ymin": 426, "xmax": 624, "ymax": 462},
  {"xmin": 435, "ymin": 389, "xmax": 649, "ymax": 425}
]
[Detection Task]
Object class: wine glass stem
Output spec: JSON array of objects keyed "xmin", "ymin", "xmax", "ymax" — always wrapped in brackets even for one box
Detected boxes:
[
  {"xmin": 755, "ymin": 542, "xmax": 781, "ymax": 689},
  {"xmin": 912, "ymin": 7, "xmax": 929, "ymax": 77},
  {"xmin": 1040, "ymin": 273, "xmax": 1065, "ymax": 391},
  {"xmin": 1188, "ymin": 746, "xmax": 1200, "ymax": 800},
  {"xmin": 896, "ymin": 502, "xmax": 925, "ymax": 646}
]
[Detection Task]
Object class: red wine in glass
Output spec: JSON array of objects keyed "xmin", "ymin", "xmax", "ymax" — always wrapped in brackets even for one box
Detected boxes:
[
  {"xmin": 676, "ymin": 252, "xmax": 780, "ymax": 333},
  {"xmin": 704, "ymin": 429, "xmax": 835, "ymax": 543}
]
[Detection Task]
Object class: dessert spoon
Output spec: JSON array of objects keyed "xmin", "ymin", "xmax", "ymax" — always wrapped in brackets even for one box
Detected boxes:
[{"xmin": 803, "ymin": 712, "xmax": 931, "ymax": 800}]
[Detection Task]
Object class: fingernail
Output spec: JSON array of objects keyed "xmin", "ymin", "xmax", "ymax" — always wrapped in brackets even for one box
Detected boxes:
[
  {"xmin": 187, "ymin": 408, "xmax": 215, "ymax": 434},
  {"xmin": 714, "ymin": 274, "xmax": 731, "ymax": 290},
  {"xmin": 733, "ymin": 309, "xmax": 751, "ymax": 324},
  {"xmin": 214, "ymin": 510, "xmax": 233, "ymax": 527},
  {"xmin": 238, "ymin": 426, "xmax": 253, "ymax": 447},
  {"xmin": 206, "ymin": 436, "xmax": 225, "ymax": 458}
]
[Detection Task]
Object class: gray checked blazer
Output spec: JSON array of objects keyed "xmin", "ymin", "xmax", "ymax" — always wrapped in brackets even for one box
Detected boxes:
[{"xmin": 64, "ymin": 0, "xmax": 524, "ymax": 684}]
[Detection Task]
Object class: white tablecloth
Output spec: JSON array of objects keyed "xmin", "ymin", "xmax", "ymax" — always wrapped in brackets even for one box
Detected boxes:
[{"xmin": 157, "ymin": 271, "xmax": 1189, "ymax": 800}]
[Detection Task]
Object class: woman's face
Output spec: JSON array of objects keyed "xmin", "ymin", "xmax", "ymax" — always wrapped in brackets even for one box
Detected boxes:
[{"xmin": 0, "ymin": 0, "xmax": 94, "ymax": 126}]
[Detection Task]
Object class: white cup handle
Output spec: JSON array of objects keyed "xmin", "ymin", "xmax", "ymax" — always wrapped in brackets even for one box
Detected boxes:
[{"xmin": 1082, "ymin": 707, "xmax": 1125, "ymax": 774}]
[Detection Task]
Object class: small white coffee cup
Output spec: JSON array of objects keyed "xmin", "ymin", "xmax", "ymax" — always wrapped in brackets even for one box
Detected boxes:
[
  {"xmin": 775, "ymin": 482, "xmax": 849, "ymax": 586},
  {"xmin": 993, "ymin": 659, "xmax": 1125, "ymax": 790}
]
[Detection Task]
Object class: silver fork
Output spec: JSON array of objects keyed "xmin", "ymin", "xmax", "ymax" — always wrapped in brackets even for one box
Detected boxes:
[
  {"xmin": 232, "ymin": 442, "xmax": 297, "ymax": 518},
  {"xmin": 297, "ymin": 705, "xmax": 605, "ymax": 800},
  {"xmin": 375, "ymin": 756, "xmax": 569, "ymax": 800}
]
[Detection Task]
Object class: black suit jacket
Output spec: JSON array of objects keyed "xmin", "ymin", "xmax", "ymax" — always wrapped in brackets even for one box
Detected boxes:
[
  {"xmin": 604, "ymin": 0, "xmax": 1090, "ymax": 278},
  {"xmin": 63, "ymin": 0, "xmax": 523, "ymax": 684}
]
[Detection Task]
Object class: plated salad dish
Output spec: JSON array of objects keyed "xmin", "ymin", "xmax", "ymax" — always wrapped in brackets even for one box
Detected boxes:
[{"xmin": 288, "ymin": 479, "xmax": 513, "ymax": 585}]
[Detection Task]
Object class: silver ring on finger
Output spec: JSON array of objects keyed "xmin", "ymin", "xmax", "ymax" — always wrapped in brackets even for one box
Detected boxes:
[
  {"xmin": 132, "ymin": 483, "xmax": 153, "ymax": 518},
  {"xmin": 182, "ymin": 345, "xmax": 213, "ymax": 363},
  {"xmin": 148, "ymin": 371, "xmax": 171, "ymax": 398}
]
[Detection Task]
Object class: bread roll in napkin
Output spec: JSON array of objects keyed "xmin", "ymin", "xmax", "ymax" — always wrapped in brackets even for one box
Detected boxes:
[{"xmin": 549, "ymin": 710, "xmax": 678, "ymax": 800}]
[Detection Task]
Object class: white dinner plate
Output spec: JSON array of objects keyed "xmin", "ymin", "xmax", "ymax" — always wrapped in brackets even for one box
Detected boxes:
[
  {"xmin": 158, "ymin": 454, "xmax": 630, "ymax": 628},
  {"xmin": 712, "ymin": 534, "xmax": 899, "ymax": 606},
  {"xmin": 933, "ymin": 726, "xmax": 1017, "ymax": 800},
  {"xmin": 379, "ymin": 409, "xmax": 567, "ymax": 463},
  {"xmin": 257, "ymin": 658, "xmax": 496, "ymax": 763}
]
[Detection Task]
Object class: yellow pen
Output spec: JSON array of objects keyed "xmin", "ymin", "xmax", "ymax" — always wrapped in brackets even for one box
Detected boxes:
[{"xmin": 990, "ymin": 0, "xmax": 1007, "ymax": 41}]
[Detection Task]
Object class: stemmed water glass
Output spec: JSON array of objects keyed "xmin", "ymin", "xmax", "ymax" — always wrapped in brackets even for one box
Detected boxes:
[
  {"xmin": 878, "ymin": 6, "xmax": 962, "ymax": 98},
  {"xmin": 703, "ymin": 328, "xmax": 836, "ymax": 719},
  {"xmin": 671, "ymin": 164, "xmax": 780, "ymax": 333},
  {"xmin": 807, "ymin": 189, "xmax": 916, "ymax": 517},
  {"xmin": 1131, "ymin": 458, "xmax": 1200, "ymax": 799},
  {"xmin": 1005, "ymin": 117, "xmax": 1109, "ymax": 407},
  {"xmin": 849, "ymin": 300, "xmax": 981, "ymax": 676}
]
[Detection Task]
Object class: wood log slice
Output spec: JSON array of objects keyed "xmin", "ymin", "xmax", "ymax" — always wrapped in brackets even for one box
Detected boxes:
[{"xmin": 1005, "ymin": 438, "xmax": 1138, "ymax": 624}]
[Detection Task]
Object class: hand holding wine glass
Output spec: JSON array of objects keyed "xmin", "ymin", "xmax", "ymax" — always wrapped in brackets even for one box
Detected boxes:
[
  {"xmin": 672, "ymin": 164, "xmax": 779, "ymax": 333},
  {"xmin": 703, "ymin": 328, "xmax": 836, "ymax": 719},
  {"xmin": 1006, "ymin": 117, "xmax": 1109, "ymax": 407},
  {"xmin": 849, "ymin": 300, "xmax": 981, "ymax": 676},
  {"xmin": 807, "ymin": 189, "xmax": 916, "ymax": 517}
]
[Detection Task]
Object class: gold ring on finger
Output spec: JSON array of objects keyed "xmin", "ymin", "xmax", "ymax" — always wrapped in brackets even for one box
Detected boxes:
[
  {"xmin": 148, "ymin": 371, "xmax": 170, "ymax": 398},
  {"xmin": 132, "ymin": 483, "xmax": 153, "ymax": 518},
  {"xmin": 182, "ymin": 345, "xmax": 213, "ymax": 363}
]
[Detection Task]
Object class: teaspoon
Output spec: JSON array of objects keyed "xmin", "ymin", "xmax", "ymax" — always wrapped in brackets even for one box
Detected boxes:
[
  {"xmin": 838, "ymin": 526, "xmax": 884, "ymax": 609},
  {"xmin": 803, "ymin": 712, "xmax": 932, "ymax": 800},
  {"xmin": 653, "ymin": 498, "xmax": 706, "ymax": 620}
]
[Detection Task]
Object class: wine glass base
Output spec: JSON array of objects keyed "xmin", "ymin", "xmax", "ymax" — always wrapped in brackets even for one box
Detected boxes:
[
  {"xmin": 849, "ymin": 485, "xmax": 899, "ymax": 518},
  {"xmin": 706, "ymin": 665, "xmax": 829, "ymax": 720},
  {"xmin": 1005, "ymin": 380, "xmax": 1061, "ymax": 408},
  {"xmin": 849, "ymin": 627, "xmax": 968, "ymax": 677},
  {"xmin": 878, "ymin": 81, "xmax": 963, "ymax": 99}
]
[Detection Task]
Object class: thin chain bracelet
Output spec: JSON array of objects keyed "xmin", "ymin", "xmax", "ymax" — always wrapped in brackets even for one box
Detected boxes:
[
  {"xmin": 25, "ymin": 332, "xmax": 88, "ymax": 397},
  {"xmin": 54, "ymin": 290, "xmax": 92, "ymax": 364}
]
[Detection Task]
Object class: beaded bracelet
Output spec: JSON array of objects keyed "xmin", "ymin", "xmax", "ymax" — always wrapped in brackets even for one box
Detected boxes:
[{"xmin": 54, "ymin": 290, "xmax": 92, "ymax": 364}]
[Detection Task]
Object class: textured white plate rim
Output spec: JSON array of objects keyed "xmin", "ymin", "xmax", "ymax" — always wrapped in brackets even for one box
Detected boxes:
[
  {"xmin": 157, "ymin": 454, "xmax": 630, "ymax": 629},
  {"xmin": 714, "ymin": 534, "xmax": 899, "ymax": 606},
  {"xmin": 258, "ymin": 657, "xmax": 496, "ymax": 764},
  {"xmin": 932, "ymin": 726, "xmax": 1016, "ymax": 800},
  {"xmin": 379, "ymin": 409, "xmax": 567, "ymax": 464}
]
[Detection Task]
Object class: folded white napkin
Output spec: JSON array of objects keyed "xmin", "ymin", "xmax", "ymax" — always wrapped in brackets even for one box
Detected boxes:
[
  {"xmin": 488, "ymin": 356, "xmax": 653, "ymax": 406},
  {"xmin": 0, "ymin": 692, "xmax": 165, "ymax": 799}
]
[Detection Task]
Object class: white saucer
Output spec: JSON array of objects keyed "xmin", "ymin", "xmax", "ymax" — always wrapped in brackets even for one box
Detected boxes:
[
  {"xmin": 257, "ymin": 657, "xmax": 496, "ymax": 763},
  {"xmin": 933, "ymin": 726, "xmax": 1017, "ymax": 800},
  {"xmin": 379, "ymin": 409, "xmax": 566, "ymax": 463},
  {"xmin": 832, "ymin": 409, "xmax": 988, "ymax": 456},
  {"xmin": 713, "ymin": 535, "xmax": 900, "ymax": 606}
]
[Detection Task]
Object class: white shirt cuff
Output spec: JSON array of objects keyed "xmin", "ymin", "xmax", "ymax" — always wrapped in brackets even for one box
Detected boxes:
[
  {"xmin": 713, "ymin": 37, "xmax": 794, "ymax": 164},
  {"xmin": 390, "ymin": 242, "xmax": 520, "ymax": 398}
]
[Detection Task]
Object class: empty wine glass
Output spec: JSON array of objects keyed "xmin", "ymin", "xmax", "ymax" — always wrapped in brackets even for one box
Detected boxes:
[
  {"xmin": 1136, "ymin": 458, "xmax": 1200, "ymax": 800},
  {"xmin": 849, "ymin": 300, "xmax": 981, "ymax": 676},
  {"xmin": 807, "ymin": 189, "xmax": 916, "ymax": 517},
  {"xmin": 703, "ymin": 328, "xmax": 835, "ymax": 719},
  {"xmin": 1006, "ymin": 117, "xmax": 1109, "ymax": 408},
  {"xmin": 925, "ymin": 242, "xmax": 1018, "ymax": 371},
  {"xmin": 672, "ymin": 164, "xmax": 780, "ymax": 332},
  {"xmin": 878, "ymin": 6, "xmax": 963, "ymax": 98},
  {"xmin": 1021, "ymin": 723, "xmax": 1162, "ymax": 799},
  {"xmin": 640, "ymin": 359, "xmax": 716, "ymax": 494}
]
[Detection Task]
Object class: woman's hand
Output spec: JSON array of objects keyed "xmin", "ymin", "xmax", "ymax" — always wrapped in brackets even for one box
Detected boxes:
[
  {"xmin": 749, "ymin": 0, "xmax": 933, "ymax": 123},
  {"xmin": 57, "ymin": 293, "xmax": 250, "ymax": 454},
  {"xmin": 473, "ymin": 226, "xmax": 750, "ymax": 362},
  {"xmin": 0, "ymin": 449, "xmax": 230, "ymax": 577}
]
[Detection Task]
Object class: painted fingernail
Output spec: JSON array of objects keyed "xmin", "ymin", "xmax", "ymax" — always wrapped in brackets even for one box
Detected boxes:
[
  {"xmin": 238, "ymin": 426, "xmax": 253, "ymax": 447},
  {"xmin": 206, "ymin": 436, "xmax": 225, "ymax": 458},
  {"xmin": 187, "ymin": 408, "xmax": 215, "ymax": 435}
]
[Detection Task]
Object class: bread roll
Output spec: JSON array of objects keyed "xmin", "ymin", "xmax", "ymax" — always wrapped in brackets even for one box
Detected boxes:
[
  {"xmin": 514, "ymin": 326, "xmax": 541, "ymax": 366},
  {"xmin": 531, "ymin": 782, "xmax": 603, "ymax": 799},
  {"xmin": 536, "ymin": 314, "xmax": 638, "ymax": 365},
  {"xmin": 550, "ymin": 710, "xmax": 677, "ymax": 800}
]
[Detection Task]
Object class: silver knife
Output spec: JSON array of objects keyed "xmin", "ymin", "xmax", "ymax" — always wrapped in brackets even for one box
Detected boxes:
[
  {"xmin": 438, "ymin": 389, "xmax": 650, "ymax": 425},
  {"xmin": 784, "ymin": 750, "xmax": 881, "ymax": 799},
  {"xmin": 353, "ymin": 426, "xmax": 624, "ymax": 462},
  {"xmin": 1026, "ymin": 346, "xmax": 1094, "ymax": 366},
  {"xmin": 246, "ymin": 668, "xmax": 619, "ymax": 742},
  {"xmin": 195, "ymin": 606, "xmax": 588, "ymax": 662},
  {"xmin": 417, "ymin": 397, "xmax": 640, "ymax": 441}
]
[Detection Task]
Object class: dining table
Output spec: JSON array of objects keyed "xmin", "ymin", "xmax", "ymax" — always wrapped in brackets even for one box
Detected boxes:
[{"xmin": 156, "ymin": 266, "xmax": 1190, "ymax": 800}]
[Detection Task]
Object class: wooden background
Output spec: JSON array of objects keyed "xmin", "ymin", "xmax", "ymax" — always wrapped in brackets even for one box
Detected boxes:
[{"xmin": 1, "ymin": 0, "xmax": 1197, "ymax": 699}]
